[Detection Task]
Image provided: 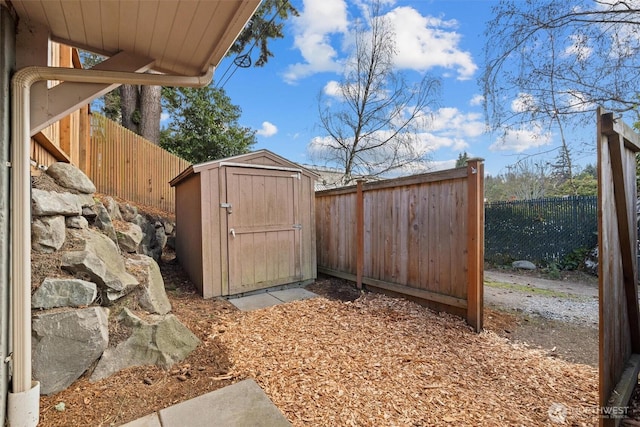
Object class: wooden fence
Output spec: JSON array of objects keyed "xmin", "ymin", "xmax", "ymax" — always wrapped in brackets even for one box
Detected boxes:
[
  {"xmin": 598, "ymin": 108, "xmax": 640, "ymax": 426},
  {"xmin": 315, "ymin": 159, "xmax": 484, "ymax": 331},
  {"xmin": 86, "ymin": 113, "xmax": 191, "ymax": 213}
]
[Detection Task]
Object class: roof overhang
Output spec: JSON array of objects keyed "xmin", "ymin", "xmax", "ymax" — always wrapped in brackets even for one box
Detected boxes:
[{"xmin": 7, "ymin": 0, "xmax": 262, "ymax": 76}]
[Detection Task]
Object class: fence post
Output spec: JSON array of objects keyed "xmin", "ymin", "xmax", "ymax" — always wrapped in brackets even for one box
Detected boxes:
[
  {"xmin": 466, "ymin": 158, "xmax": 484, "ymax": 332},
  {"xmin": 356, "ymin": 179, "xmax": 365, "ymax": 290}
]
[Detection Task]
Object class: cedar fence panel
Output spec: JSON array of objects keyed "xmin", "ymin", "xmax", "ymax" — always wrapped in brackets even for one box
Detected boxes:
[
  {"xmin": 316, "ymin": 159, "xmax": 484, "ymax": 331},
  {"xmin": 86, "ymin": 113, "xmax": 191, "ymax": 213},
  {"xmin": 598, "ymin": 109, "xmax": 640, "ymax": 426}
]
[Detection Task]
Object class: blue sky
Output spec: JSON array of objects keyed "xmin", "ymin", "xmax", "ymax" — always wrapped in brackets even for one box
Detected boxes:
[{"xmin": 206, "ymin": 0, "xmax": 597, "ymax": 177}]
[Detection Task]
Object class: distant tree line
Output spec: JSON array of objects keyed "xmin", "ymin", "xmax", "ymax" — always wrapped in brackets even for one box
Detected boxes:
[{"xmin": 482, "ymin": 157, "xmax": 597, "ymax": 202}]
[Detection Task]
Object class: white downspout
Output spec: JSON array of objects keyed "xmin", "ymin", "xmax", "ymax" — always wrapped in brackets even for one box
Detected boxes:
[{"xmin": 8, "ymin": 65, "xmax": 213, "ymax": 427}]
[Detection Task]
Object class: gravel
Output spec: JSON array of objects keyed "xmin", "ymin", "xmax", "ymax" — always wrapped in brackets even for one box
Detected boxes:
[{"xmin": 484, "ymin": 270, "xmax": 599, "ymax": 327}]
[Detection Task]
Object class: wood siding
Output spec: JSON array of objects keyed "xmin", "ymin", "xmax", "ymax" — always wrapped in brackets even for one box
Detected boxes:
[
  {"xmin": 598, "ymin": 109, "xmax": 640, "ymax": 427},
  {"xmin": 174, "ymin": 174, "xmax": 204, "ymax": 295},
  {"xmin": 316, "ymin": 161, "xmax": 484, "ymax": 331},
  {"xmin": 87, "ymin": 113, "xmax": 191, "ymax": 213}
]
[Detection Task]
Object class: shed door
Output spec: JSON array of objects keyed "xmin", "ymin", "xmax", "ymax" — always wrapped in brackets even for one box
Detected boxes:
[{"xmin": 225, "ymin": 166, "xmax": 302, "ymax": 295}]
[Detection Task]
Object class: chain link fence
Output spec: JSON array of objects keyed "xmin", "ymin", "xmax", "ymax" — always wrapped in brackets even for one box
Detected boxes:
[{"xmin": 485, "ymin": 196, "xmax": 598, "ymax": 265}]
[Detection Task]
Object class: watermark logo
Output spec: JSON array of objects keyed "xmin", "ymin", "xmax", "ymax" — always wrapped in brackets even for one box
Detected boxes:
[
  {"xmin": 548, "ymin": 403, "xmax": 567, "ymax": 424},
  {"xmin": 547, "ymin": 403, "xmax": 629, "ymax": 423}
]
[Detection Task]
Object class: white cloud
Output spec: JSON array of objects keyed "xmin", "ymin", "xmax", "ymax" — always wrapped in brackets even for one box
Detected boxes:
[
  {"xmin": 160, "ymin": 112, "xmax": 170, "ymax": 122},
  {"xmin": 411, "ymin": 107, "xmax": 486, "ymax": 151},
  {"xmin": 283, "ymin": 0, "xmax": 349, "ymax": 83},
  {"xmin": 511, "ymin": 92, "xmax": 537, "ymax": 113},
  {"xmin": 256, "ymin": 121, "xmax": 278, "ymax": 137},
  {"xmin": 385, "ymin": 7, "xmax": 477, "ymax": 80},
  {"xmin": 564, "ymin": 34, "xmax": 592, "ymax": 62},
  {"xmin": 323, "ymin": 80, "xmax": 343, "ymax": 99},
  {"xmin": 489, "ymin": 124, "xmax": 553, "ymax": 153},
  {"xmin": 562, "ymin": 90, "xmax": 595, "ymax": 112},
  {"xmin": 284, "ymin": 2, "xmax": 477, "ymax": 82},
  {"xmin": 469, "ymin": 94, "xmax": 484, "ymax": 106}
]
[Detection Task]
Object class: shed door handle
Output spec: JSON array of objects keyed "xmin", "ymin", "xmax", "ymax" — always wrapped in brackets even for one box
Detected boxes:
[{"xmin": 229, "ymin": 229, "xmax": 235, "ymax": 238}]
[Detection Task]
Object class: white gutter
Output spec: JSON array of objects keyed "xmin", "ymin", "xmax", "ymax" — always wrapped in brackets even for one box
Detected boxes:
[{"xmin": 8, "ymin": 65, "xmax": 213, "ymax": 427}]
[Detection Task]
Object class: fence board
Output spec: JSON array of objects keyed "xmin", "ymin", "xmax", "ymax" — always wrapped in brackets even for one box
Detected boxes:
[
  {"xmin": 598, "ymin": 108, "xmax": 640, "ymax": 427},
  {"xmin": 86, "ymin": 114, "xmax": 191, "ymax": 213},
  {"xmin": 316, "ymin": 161, "xmax": 484, "ymax": 331}
]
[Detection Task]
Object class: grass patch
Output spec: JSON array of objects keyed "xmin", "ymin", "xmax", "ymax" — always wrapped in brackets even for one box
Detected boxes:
[{"xmin": 484, "ymin": 279, "xmax": 588, "ymax": 301}]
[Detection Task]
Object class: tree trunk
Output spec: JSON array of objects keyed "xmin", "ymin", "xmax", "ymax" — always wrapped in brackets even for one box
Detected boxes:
[
  {"xmin": 139, "ymin": 85, "xmax": 162, "ymax": 144},
  {"xmin": 120, "ymin": 84, "xmax": 139, "ymax": 134}
]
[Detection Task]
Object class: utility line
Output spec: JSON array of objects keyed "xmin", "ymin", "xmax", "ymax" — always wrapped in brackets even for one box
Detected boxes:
[{"xmin": 216, "ymin": 0, "xmax": 292, "ymax": 89}]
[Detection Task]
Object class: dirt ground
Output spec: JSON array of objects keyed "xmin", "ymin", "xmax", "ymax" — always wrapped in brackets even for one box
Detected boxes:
[
  {"xmin": 484, "ymin": 268, "xmax": 598, "ymax": 367},
  {"xmin": 37, "ymin": 259, "xmax": 602, "ymax": 427}
]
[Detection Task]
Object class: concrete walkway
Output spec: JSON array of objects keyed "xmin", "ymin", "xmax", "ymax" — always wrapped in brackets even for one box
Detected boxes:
[
  {"xmin": 121, "ymin": 288, "xmax": 317, "ymax": 426},
  {"xmin": 121, "ymin": 379, "xmax": 291, "ymax": 427}
]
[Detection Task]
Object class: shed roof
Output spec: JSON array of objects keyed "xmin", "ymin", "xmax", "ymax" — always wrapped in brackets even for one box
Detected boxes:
[
  {"xmin": 170, "ymin": 149, "xmax": 319, "ymax": 187},
  {"xmin": 7, "ymin": 0, "xmax": 261, "ymax": 75}
]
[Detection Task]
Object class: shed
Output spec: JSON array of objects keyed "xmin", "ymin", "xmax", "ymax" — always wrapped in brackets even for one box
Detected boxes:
[{"xmin": 170, "ymin": 150, "xmax": 318, "ymax": 298}]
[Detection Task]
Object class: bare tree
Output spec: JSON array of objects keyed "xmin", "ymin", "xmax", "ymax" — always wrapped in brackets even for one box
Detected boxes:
[
  {"xmin": 312, "ymin": 1, "xmax": 440, "ymax": 185},
  {"xmin": 482, "ymin": 0, "xmax": 640, "ymax": 187}
]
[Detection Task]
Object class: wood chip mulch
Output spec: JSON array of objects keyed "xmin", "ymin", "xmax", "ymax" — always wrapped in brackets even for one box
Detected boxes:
[{"xmin": 220, "ymin": 294, "xmax": 597, "ymax": 426}]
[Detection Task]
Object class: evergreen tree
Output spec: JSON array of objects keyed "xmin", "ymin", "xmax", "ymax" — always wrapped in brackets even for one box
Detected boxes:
[{"xmin": 159, "ymin": 86, "xmax": 255, "ymax": 164}]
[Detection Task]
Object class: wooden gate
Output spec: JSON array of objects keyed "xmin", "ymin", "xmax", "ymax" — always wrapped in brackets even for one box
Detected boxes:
[
  {"xmin": 225, "ymin": 166, "xmax": 302, "ymax": 295},
  {"xmin": 598, "ymin": 108, "xmax": 640, "ymax": 426}
]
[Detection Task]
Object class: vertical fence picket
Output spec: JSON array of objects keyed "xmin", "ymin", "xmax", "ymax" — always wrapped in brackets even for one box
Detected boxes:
[{"xmin": 81, "ymin": 113, "xmax": 190, "ymax": 213}]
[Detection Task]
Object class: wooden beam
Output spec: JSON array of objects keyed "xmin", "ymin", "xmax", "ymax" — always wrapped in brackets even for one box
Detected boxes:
[
  {"xmin": 604, "ymin": 353, "xmax": 640, "ymax": 427},
  {"xmin": 315, "ymin": 167, "xmax": 469, "ymax": 197},
  {"xmin": 30, "ymin": 51, "xmax": 154, "ymax": 135},
  {"xmin": 356, "ymin": 179, "xmax": 364, "ymax": 290},
  {"xmin": 466, "ymin": 158, "xmax": 484, "ymax": 332},
  {"xmin": 317, "ymin": 267, "xmax": 468, "ymax": 309},
  {"xmin": 607, "ymin": 132, "xmax": 640, "ymax": 353},
  {"xmin": 32, "ymin": 132, "xmax": 71, "ymax": 163},
  {"xmin": 601, "ymin": 112, "xmax": 640, "ymax": 153}
]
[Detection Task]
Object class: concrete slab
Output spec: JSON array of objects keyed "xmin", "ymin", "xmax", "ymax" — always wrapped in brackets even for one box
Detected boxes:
[
  {"xmin": 228, "ymin": 292, "xmax": 281, "ymax": 311},
  {"xmin": 158, "ymin": 379, "xmax": 291, "ymax": 427},
  {"xmin": 120, "ymin": 412, "xmax": 161, "ymax": 427},
  {"xmin": 270, "ymin": 288, "xmax": 317, "ymax": 303}
]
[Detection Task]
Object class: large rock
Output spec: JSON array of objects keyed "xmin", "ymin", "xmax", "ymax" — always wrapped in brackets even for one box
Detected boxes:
[
  {"xmin": 93, "ymin": 202, "xmax": 117, "ymax": 243},
  {"xmin": 66, "ymin": 215, "xmax": 88, "ymax": 230},
  {"xmin": 90, "ymin": 308, "xmax": 200, "ymax": 382},
  {"xmin": 46, "ymin": 162, "xmax": 96, "ymax": 194},
  {"xmin": 137, "ymin": 218, "xmax": 165, "ymax": 261},
  {"xmin": 32, "ymin": 189, "xmax": 83, "ymax": 216},
  {"xmin": 162, "ymin": 220, "xmax": 174, "ymax": 236},
  {"xmin": 32, "ymin": 215, "xmax": 66, "ymax": 253},
  {"xmin": 32, "ymin": 278, "xmax": 97, "ymax": 309},
  {"xmin": 512, "ymin": 260, "xmax": 537, "ymax": 270},
  {"xmin": 61, "ymin": 228, "xmax": 138, "ymax": 300},
  {"xmin": 103, "ymin": 196, "xmax": 123, "ymax": 221},
  {"xmin": 32, "ymin": 307, "xmax": 109, "ymax": 395},
  {"xmin": 119, "ymin": 203, "xmax": 138, "ymax": 222},
  {"xmin": 125, "ymin": 255, "xmax": 171, "ymax": 314},
  {"xmin": 116, "ymin": 222, "xmax": 143, "ymax": 253}
]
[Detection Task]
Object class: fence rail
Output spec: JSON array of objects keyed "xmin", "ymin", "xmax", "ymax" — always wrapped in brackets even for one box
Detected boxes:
[
  {"xmin": 86, "ymin": 114, "xmax": 190, "ymax": 213},
  {"xmin": 485, "ymin": 196, "xmax": 598, "ymax": 264},
  {"xmin": 316, "ymin": 160, "xmax": 484, "ymax": 331}
]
